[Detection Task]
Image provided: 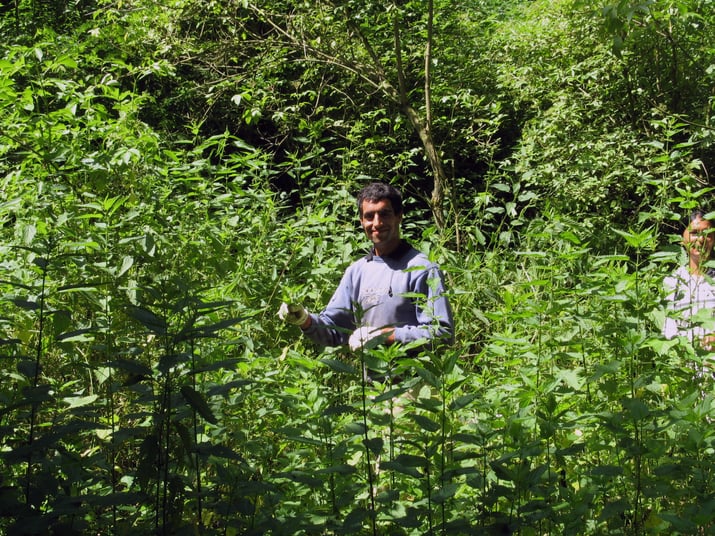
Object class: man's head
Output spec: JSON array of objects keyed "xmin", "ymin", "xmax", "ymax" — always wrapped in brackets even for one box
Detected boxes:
[
  {"xmin": 684, "ymin": 209, "xmax": 715, "ymax": 271},
  {"xmin": 357, "ymin": 182, "xmax": 403, "ymax": 255}
]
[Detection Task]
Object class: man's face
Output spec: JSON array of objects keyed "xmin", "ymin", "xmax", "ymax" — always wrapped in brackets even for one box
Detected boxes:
[
  {"xmin": 684, "ymin": 216, "xmax": 715, "ymax": 266},
  {"xmin": 360, "ymin": 198, "xmax": 402, "ymax": 253}
]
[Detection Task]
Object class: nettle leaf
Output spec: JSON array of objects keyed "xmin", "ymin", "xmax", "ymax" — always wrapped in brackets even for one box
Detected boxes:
[
  {"xmin": 12, "ymin": 298, "xmax": 40, "ymax": 310},
  {"xmin": 106, "ymin": 359, "xmax": 153, "ymax": 377},
  {"xmin": 315, "ymin": 464, "xmax": 356, "ymax": 475},
  {"xmin": 197, "ymin": 316, "xmax": 245, "ymax": 335},
  {"xmin": 449, "ymin": 393, "xmax": 478, "ymax": 411},
  {"xmin": 180, "ymin": 385, "xmax": 218, "ymax": 424},
  {"xmin": 379, "ymin": 460, "xmax": 423, "ymax": 479},
  {"xmin": 490, "ymin": 461, "xmax": 515, "ymax": 482},
  {"xmin": 283, "ymin": 434, "xmax": 324, "ymax": 446},
  {"xmin": 17, "ymin": 359, "xmax": 38, "ymax": 379},
  {"xmin": 63, "ymin": 394, "xmax": 98, "ymax": 409},
  {"xmin": 557, "ymin": 367, "xmax": 582, "ymax": 390},
  {"xmin": 381, "ymin": 453, "xmax": 427, "ymax": 478},
  {"xmin": 363, "ymin": 436, "xmax": 383, "ymax": 456},
  {"xmin": 343, "ymin": 507, "xmax": 370, "ymax": 532},
  {"xmin": 56, "ymin": 327, "xmax": 96, "ymax": 342},
  {"xmin": 372, "ymin": 386, "xmax": 409, "ymax": 403},
  {"xmin": 598, "ymin": 498, "xmax": 630, "ymax": 522},
  {"xmin": 117, "ymin": 255, "xmax": 134, "ymax": 277},
  {"xmin": 591, "ymin": 465, "xmax": 624, "ymax": 478},
  {"xmin": 433, "ymin": 483, "xmax": 461, "ymax": 504},
  {"xmin": 320, "ymin": 358, "xmax": 358, "ymax": 375},
  {"xmin": 195, "ymin": 443, "xmax": 245, "ymax": 462},
  {"xmin": 410, "ymin": 413, "xmax": 440, "ymax": 432},
  {"xmin": 621, "ymin": 397, "xmax": 650, "ymax": 421},
  {"xmin": 128, "ymin": 305, "xmax": 167, "ymax": 335},
  {"xmin": 21, "ymin": 384, "xmax": 53, "ymax": 404},
  {"xmin": 206, "ymin": 378, "xmax": 252, "ymax": 396},
  {"xmin": 277, "ymin": 470, "xmax": 322, "ymax": 488},
  {"xmin": 415, "ymin": 366, "xmax": 441, "ymax": 388},
  {"xmin": 344, "ymin": 421, "xmax": 366, "ymax": 435},
  {"xmin": 22, "ymin": 224, "xmax": 36, "ymax": 245},
  {"xmin": 321, "ymin": 404, "xmax": 354, "ymax": 416}
]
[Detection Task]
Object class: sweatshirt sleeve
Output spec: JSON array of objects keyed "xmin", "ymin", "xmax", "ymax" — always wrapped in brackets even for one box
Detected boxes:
[
  {"xmin": 302, "ymin": 267, "xmax": 356, "ymax": 347},
  {"xmin": 392, "ymin": 266, "xmax": 454, "ymax": 346}
]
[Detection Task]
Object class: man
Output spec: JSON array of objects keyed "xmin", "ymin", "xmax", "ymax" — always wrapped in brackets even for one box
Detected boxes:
[
  {"xmin": 279, "ymin": 182, "xmax": 453, "ymax": 352},
  {"xmin": 663, "ymin": 209, "xmax": 715, "ymax": 349}
]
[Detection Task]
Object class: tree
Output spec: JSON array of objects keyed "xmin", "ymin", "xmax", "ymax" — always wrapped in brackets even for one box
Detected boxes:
[{"xmin": 244, "ymin": 0, "xmax": 453, "ymax": 227}]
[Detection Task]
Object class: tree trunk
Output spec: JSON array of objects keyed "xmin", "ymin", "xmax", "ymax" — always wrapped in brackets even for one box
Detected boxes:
[
  {"xmin": 402, "ymin": 104, "xmax": 447, "ymax": 229},
  {"xmin": 249, "ymin": 1, "xmax": 450, "ymax": 229},
  {"xmin": 393, "ymin": 0, "xmax": 446, "ymax": 229}
]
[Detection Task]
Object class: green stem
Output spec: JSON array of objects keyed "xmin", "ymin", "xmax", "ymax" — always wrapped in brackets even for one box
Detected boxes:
[
  {"xmin": 359, "ymin": 352, "xmax": 377, "ymax": 536},
  {"xmin": 25, "ymin": 252, "xmax": 49, "ymax": 505}
]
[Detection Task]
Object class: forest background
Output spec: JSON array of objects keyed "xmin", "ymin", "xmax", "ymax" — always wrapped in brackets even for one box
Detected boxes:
[{"xmin": 1, "ymin": 0, "xmax": 715, "ymax": 534}]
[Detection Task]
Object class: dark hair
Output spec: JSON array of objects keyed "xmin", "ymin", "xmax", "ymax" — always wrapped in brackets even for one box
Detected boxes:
[
  {"xmin": 357, "ymin": 182, "xmax": 403, "ymax": 216},
  {"xmin": 690, "ymin": 209, "xmax": 710, "ymax": 223}
]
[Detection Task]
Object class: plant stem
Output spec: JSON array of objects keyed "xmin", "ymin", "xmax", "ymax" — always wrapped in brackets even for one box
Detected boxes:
[{"xmin": 359, "ymin": 355, "xmax": 377, "ymax": 536}]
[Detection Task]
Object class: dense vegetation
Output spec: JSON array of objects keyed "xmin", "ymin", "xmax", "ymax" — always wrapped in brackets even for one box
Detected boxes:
[{"xmin": 1, "ymin": 0, "xmax": 715, "ymax": 534}]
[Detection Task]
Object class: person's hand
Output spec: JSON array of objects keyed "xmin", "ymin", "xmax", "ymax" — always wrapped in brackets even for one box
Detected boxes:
[
  {"xmin": 349, "ymin": 326, "xmax": 385, "ymax": 351},
  {"xmin": 703, "ymin": 334, "xmax": 715, "ymax": 351},
  {"xmin": 278, "ymin": 302, "xmax": 309, "ymax": 326}
]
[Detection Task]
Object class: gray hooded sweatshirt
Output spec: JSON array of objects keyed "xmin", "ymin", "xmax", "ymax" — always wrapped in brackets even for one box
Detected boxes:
[{"xmin": 303, "ymin": 240, "xmax": 454, "ymax": 348}]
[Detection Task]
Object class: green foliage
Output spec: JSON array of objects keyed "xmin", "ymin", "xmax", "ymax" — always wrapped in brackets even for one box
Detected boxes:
[{"xmin": 2, "ymin": 0, "xmax": 715, "ymax": 534}]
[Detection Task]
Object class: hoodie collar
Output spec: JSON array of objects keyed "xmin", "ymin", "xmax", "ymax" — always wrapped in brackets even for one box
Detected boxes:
[{"xmin": 365, "ymin": 240, "xmax": 411, "ymax": 262}]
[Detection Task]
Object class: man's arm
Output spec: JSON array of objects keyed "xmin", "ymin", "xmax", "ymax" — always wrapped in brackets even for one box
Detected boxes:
[
  {"xmin": 302, "ymin": 268, "xmax": 356, "ymax": 347},
  {"xmin": 391, "ymin": 266, "xmax": 454, "ymax": 346}
]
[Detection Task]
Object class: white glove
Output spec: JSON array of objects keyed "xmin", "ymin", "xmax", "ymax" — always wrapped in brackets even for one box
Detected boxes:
[
  {"xmin": 349, "ymin": 326, "xmax": 384, "ymax": 351},
  {"xmin": 278, "ymin": 302, "xmax": 309, "ymax": 326}
]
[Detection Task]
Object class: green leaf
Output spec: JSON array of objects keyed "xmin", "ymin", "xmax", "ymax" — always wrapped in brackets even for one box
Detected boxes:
[
  {"xmin": 180, "ymin": 385, "xmax": 218, "ymax": 424},
  {"xmin": 621, "ymin": 397, "xmax": 650, "ymax": 421},
  {"xmin": 106, "ymin": 359, "xmax": 152, "ymax": 377},
  {"xmin": 363, "ymin": 436, "xmax": 384, "ymax": 456},
  {"xmin": 128, "ymin": 306, "xmax": 167, "ymax": 335},
  {"xmin": 12, "ymin": 298, "xmax": 40, "ymax": 310},
  {"xmin": 117, "ymin": 255, "xmax": 134, "ymax": 277},
  {"xmin": 449, "ymin": 393, "xmax": 478, "ymax": 411},
  {"xmin": 315, "ymin": 464, "xmax": 356, "ymax": 475},
  {"xmin": 319, "ymin": 358, "xmax": 358, "ymax": 375},
  {"xmin": 63, "ymin": 394, "xmax": 98, "ymax": 408},
  {"xmin": 196, "ymin": 443, "xmax": 244, "ymax": 461},
  {"xmin": 194, "ymin": 316, "xmax": 246, "ymax": 336},
  {"xmin": 410, "ymin": 413, "xmax": 440, "ymax": 432},
  {"xmin": 433, "ymin": 483, "xmax": 461, "ymax": 504},
  {"xmin": 206, "ymin": 379, "xmax": 252, "ymax": 396},
  {"xmin": 56, "ymin": 327, "xmax": 95, "ymax": 342}
]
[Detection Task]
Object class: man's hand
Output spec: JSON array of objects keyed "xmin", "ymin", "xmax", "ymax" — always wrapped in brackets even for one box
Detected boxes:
[
  {"xmin": 349, "ymin": 326, "xmax": 386, "ymax": 351},
  {"xmin": 278, "ymin": 303, "xmax": 309, "ymax": 326}
]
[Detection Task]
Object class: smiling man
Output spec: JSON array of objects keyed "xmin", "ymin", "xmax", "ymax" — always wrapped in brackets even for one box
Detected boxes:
[{"xmin": 279, "ymin": 182, "xmax": 454, "ymax": 352}]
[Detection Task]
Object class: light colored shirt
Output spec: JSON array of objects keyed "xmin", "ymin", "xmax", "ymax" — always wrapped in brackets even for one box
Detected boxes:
[
  {"xmin": 663, "ymin": 266, "xmax": 715, "ymax": 343},
  {"xmin": 303, "ymin": 241, "xmax": 454, "ymax": 348}
]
